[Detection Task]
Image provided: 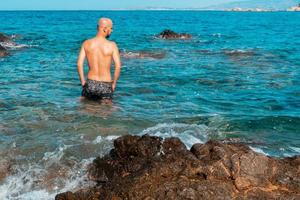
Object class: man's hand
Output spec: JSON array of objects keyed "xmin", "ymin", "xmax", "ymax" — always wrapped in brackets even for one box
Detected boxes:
[
  {"xmin": 81, "ymin": 80, "xmax": 86, "ymax": 87},
  {"xmin": 112, "ymin": 82, "xmax": 116, "ymax": 92}
]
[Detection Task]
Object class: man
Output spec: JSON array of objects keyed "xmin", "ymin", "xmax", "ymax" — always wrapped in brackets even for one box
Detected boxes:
[{"xmin": 77, "ymin": 18, "xmax": 121, "ymax": 102}]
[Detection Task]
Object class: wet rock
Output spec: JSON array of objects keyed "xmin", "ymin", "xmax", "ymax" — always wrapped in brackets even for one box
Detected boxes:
[
  {"xmin": 56, "ymin": 135, "xmax": 300, "ymax": 200},
  {"xmin": 195, "ymin": 49, "xmax": 216, "ymax": 55},
  {"xmin": 0, "ymin": 33, "xmax": 12, "ymax": 43},
  {"xmin": 0, "ymin": 45, "xmax": 9, "ymax": 57},
  {"xmin": 157, "ymin": 29, "xmax": 192, "ymax": 40},
  {"xmin": 121, "ymin": 50, "xmax": 166, "ymax": 59},
  {"xmin": 55, "ymin": 189, "xmax": 101, "ymax": 200},
  {"xmin": 0, "ymin": 32, "xmax": 18, "ymax": 57},
  {"xmin": 0, "ymin": 159, "xmax": 11, "ymax": 181},
  {"xmin": 223, "ymin": 49, "xmax": 255, "ymax": 58}
]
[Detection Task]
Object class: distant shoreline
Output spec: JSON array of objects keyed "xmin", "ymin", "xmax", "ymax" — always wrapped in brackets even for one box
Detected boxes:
[{"xmin": 0, "ymin": 9, "xmax": 299, "ymax": 12}]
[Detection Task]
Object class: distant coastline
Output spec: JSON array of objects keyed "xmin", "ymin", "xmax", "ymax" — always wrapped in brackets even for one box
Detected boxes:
[
  {"xmin": 1, "ymin": 0, "xmax": 300, "ymax": 12},
  {"xmin": 1, "ymin": 9, "xmax": 300, "ymax": 12}
]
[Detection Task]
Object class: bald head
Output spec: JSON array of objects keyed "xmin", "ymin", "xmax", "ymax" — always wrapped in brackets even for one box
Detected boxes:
[
  {"xmin": 98, "ymin": 18, "xmax": 113, "ymax": 28},
  {"xmin": 97, "ymin": 18, "xmax": 113, "ymax": 39}
]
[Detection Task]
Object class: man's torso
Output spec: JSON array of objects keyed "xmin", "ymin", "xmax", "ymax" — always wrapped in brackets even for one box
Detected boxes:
[{"xmin": 84, "ymin": 38, "xmax": 114, "ymax": 82}]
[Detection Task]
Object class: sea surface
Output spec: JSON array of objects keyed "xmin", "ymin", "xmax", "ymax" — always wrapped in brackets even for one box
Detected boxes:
[{"xmin": 0, "ymin": 11, "xmax": 300, "ymax": 199}]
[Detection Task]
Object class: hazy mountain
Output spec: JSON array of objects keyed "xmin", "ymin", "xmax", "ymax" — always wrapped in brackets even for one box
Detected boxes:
[{"xmin": 205, "ymin": 0, "xmax": 299, "ymax": 10}]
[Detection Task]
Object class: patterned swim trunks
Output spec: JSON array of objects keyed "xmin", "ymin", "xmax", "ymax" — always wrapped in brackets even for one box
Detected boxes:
[{"xmin": 82, "ymin": 79, "xmax": 113, "ymax": 100}]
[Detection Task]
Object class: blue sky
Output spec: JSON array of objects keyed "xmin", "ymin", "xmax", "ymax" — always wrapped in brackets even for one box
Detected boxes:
[{"xmin": 0, "ymin": 0, "xmax": 242, "ymax": 10}]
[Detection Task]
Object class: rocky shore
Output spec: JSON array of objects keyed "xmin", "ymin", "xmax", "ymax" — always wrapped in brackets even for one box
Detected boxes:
[{"xmin": 56, "ymin": 134, "xmax": 300, "ymax": 200}]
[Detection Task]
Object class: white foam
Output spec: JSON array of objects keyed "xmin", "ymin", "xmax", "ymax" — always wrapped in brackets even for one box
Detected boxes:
[
  {"xmin": 289, "ymin": 146, "xmax": 300, "ymax": 153},
  {"xmin": 250, "ymin": 146, "xmax": 270, "ymax": 156},
  {"xmin": 106, "ymin": 135, "xmax": 120, "ymax": 141},
  {"xmin": 0, "ymin": 42, "xmax": 38, "ymax": 49},
  {"xmin": 92, "ymin": 135, "xmax": 119, "ymax": 144},
  {"xmin": 223, "ymin": 49, "xmax": 254, "ymax": 55},
  {"xmin": 212, "ymin": 33, "xmax": 222, "ymax": 37},
  {"xmin": 0, "ymin": 145, "xmax": 95, "ymax": 200},
  {"xmin": 250, "ymin": 146, "xmax": 300, "ymax": 157},
  {"xmin": 12, "ymin": 190, "xmax": 52, "ymax": 200},
  {"xmin": 42, "ymin": 145, "xmax": 68, "ymax": 166},
  {"xmin": 139, "ymin": 123, "xmax": 220, "ymax": 149}
]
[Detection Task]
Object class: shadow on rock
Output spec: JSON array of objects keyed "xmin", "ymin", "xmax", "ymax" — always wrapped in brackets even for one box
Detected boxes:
[{"xmin": 56, "ymin": 134, "xmax": 300, "ymax": 200}]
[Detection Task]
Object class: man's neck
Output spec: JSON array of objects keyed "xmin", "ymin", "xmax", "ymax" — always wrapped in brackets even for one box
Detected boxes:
[{"xmin": 96, "ymin": 32, "xmax": 106, "ymax": 39}]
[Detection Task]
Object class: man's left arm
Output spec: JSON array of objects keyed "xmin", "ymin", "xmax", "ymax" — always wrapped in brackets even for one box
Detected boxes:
[
  {"xmin": 77, "ymin": 43, "xmax": 86, "ymax": 86},
  {"xmin": 112, "ymin": 42, "xmax": 121, "ymax": 92}
]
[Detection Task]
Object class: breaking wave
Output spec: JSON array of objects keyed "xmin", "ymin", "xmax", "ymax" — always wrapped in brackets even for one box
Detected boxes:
[
  {"xmin": 139, "ymin": 122, "xmax": 222, "ymax": 149},
  {"xmin": 0, "ymin": 42, "xmax": 39, "ymax": 50}
]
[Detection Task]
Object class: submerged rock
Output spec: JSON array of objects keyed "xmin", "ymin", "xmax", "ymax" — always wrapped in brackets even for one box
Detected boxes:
[
  {"xmin": 121, "ymin": 50, "xmax": 166, "ymax": 59},
  {"xmin": 223, "ymin": 49, "xmax": 255, "ymax": 57},
  {"xmin": 56, "ymin": 135, "xmax": 300, "ymax": 200},
  {"xmin": 157, "ymin": 29, "xmax": 192, "ymax": 40}
]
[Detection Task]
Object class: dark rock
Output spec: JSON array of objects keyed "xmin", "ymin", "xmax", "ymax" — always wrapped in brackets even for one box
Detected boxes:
[
  {"xmin": 56, "ymin": 135, "xmax": 300, "ymax": 200},
  {"xmin": 0, "ymin": 45, "xmax": 9, "ymax": 57},
  {"xmin": 0, "ymin": 33, "xmax": 12, "ymax": 43},
  {"xmin": 55, "ymin": 189, "xmax": 101, "ymax": 200},
  {"xmin": 157, "ymin": 29, "xmax": 192, "ymax": 40},
  {"xmin": 0, "ymin": 32, "xmax": 18, "ymax": 57},
  {"xmin": 0, "ymin": 159, "xmax": 11, "ymax": 181}
]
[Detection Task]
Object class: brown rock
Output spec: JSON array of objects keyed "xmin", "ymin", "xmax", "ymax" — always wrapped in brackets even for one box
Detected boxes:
[
  {"xmin": 0, "ymin": 32, "xmax": 22, "ymax": 57},
  {"xmin": 56, "ymin": 135, "xmax": 300, "ymax": 200},
  {"xmin": 0, "ymin": 33, "xmax": 11, "ymax": 43},
  {"xmin": 0, "ymin": 45, "xmax": 9, "ymax": 57},
  {"xmin": 0, "ymin": 159, "xmax": 11, "ymax": 181},
  {"xmin": 157, "ymin": 29, "xmax": 192, "ymax": 40}
]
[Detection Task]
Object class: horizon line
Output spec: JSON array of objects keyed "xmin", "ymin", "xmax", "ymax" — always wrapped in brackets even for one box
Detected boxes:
[{"xmin": 0, "ymin": 9, "xmax": 290, "ymax": 12}]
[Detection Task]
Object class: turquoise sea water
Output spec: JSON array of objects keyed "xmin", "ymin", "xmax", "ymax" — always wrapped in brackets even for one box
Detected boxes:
[{"xmin": 0, "ymin": 11, "xmax": 300, "ymax": 199}]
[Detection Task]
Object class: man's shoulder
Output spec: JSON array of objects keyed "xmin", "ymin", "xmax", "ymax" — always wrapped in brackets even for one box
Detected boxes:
[
  {"xmin": 82, "ymin": 38, "xmax": 99, "ymax": 50},
  {"xmin": 106, "ymin": 40, "xmax": 116, "ymax": 46},
  {"xmin": 83, "ymin": 38, "xmax": 94, "ymax": 46},
  {"xmin": 108, "ymin": 41, "xmax": 118, "ymax": 49}
]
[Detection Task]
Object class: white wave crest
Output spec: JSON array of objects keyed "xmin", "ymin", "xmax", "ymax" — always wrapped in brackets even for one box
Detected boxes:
[
  {"xmin": 0, "ymin": 42, "xmax": 38, "ymax": 49},
  {"xmin": 249, "ymin": 146, "xmax": 270, "ymax": 156},
  {"xmin": 139, "ymin": 123, "xmax": 221, "ymax": 149},
  {"xmin": 0, "ymin": 145, "xmax": 94, "ymax": 200},
  {"xmin": 92, "ymin": 135, "xmax": 120, "ymax": 144},
  {"xmin": 289, "ymin": 146, "xmax": 300, "ymax": 153}
]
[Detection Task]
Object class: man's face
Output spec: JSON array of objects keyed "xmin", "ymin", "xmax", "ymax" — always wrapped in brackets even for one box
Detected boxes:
[{"xmin": 105, "ymin": 26, "xmax": 113, "ymax": 39}]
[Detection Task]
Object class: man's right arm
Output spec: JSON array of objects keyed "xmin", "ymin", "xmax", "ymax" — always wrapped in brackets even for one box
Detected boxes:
[
  {"xmin": 77, "ymin": 43, "xmax": 86, "ymax": 86},
  {"xmin": 112, "ymin": 42, "xmax": 121, "ymax": 92}
]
